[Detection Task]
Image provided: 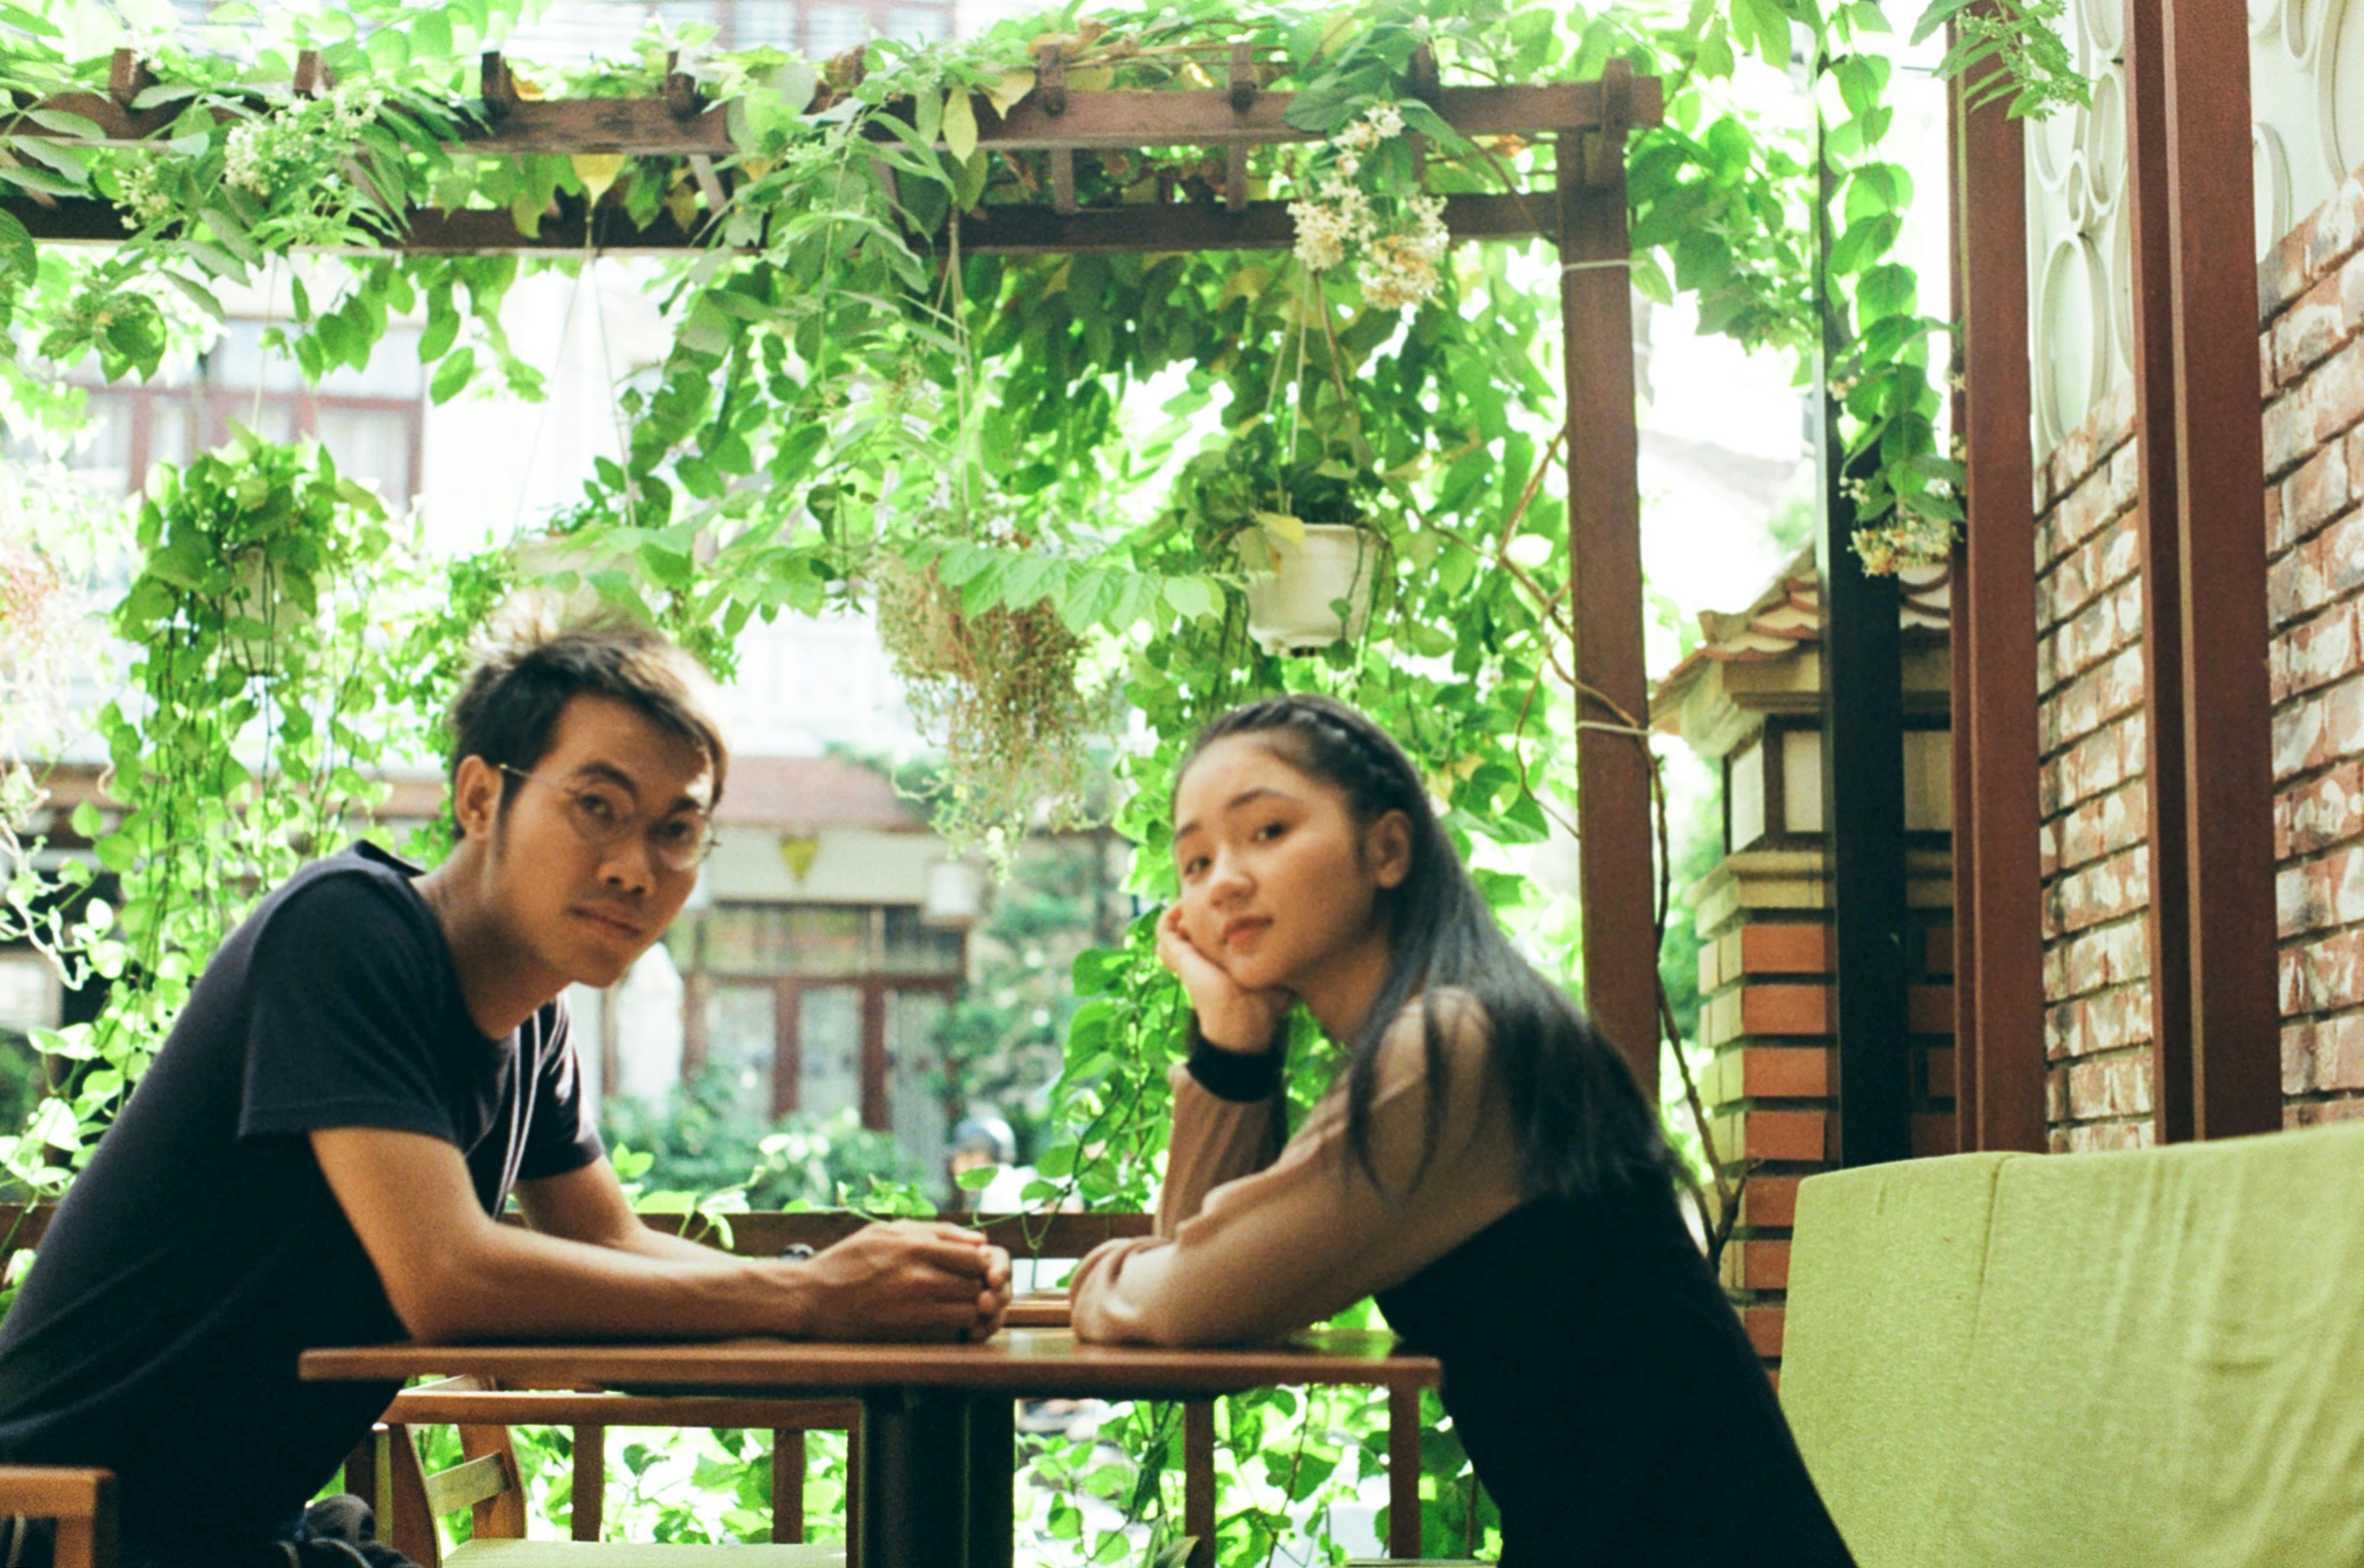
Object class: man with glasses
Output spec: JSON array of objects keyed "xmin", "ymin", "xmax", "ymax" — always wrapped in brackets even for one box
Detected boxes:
[{"xmin": 0, "ymin": 613, "xmax": 1011, "ymax": 1568}]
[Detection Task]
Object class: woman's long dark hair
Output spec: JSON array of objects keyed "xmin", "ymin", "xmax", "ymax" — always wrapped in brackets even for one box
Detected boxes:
[{"xmin": 1176, "ymin": 693, "xmax": 1678, "ymax": 1202}]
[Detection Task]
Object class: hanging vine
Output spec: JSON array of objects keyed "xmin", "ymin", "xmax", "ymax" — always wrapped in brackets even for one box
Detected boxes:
[{"xmin": 0, "ymin": 0, "xmax": 2088, "ymax": 1556}]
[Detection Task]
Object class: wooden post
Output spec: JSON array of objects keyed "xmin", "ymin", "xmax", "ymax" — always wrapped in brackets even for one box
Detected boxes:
[
  {"xmin": 1817, "ymin": 427, "xmax": 1913, "ymax": 1168},
  {"xmin": 1946, "ymin": 77, "xmax": 1981, "ymax": 1147},
  {"xmin": 107, "ymin": 48, "xmax": 154, "ymax": 109},
  {"xmin": 2123, "ymin": 0, "xmax": 2196, "ymax": 1143},
  {"xmin": 2144, "ymin": 0, "xmax": 2284, "ymax": 1137},
  {"xmin": 1557, "ymin": 61, "xmax": 1659, "ymax": 1093},
  {"xmin": 1954, "ymin": 51, "xmax": 2048, "ymax": 1153},
  {"xmin": 1183, "ymin": 1401, "xmax": 1216, "ymax": 1568}
]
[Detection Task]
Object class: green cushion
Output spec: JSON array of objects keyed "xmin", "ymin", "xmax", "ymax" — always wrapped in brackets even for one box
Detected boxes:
[
  {"xmin": 1780, "ymin": 1151, "xmax": 2017, "ymax": 1568},
  {"xmin": 1784, "ymin": 1121, "xmax": 2364, "ymax": 1568},
  {"xmin": 449, "ymin": 1541, "xmax": 842, "ymax": 1566},
  {"xmin": 1936, "ymin": 1120, "xmax": 2364, "ymax": 1567}
]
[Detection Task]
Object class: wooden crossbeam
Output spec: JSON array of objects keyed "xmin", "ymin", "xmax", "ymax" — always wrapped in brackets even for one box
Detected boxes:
[
  {"xmin": 970, "ymin": 79, "xmax": 1660, "ymax": 151},
  {"xmin": 4, "ymin": 187, "xmax": 1560, "ymax": 256},
  {"xmin": 4, "ymin": 71, "xmax": 1660, "ymax": 158}
]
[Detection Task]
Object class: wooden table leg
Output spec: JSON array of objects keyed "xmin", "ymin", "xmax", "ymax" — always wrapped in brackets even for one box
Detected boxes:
[
  {"xmin": 1388, "ymin": 1385, "xmax": 1422, "ymax": 1557},
  {"xmin": 860, "ymin": 1388, "xmax": 970, "ymax": 1567},
  {"xmin": 965, "ymin": 1397, "xmax": 1014, "ymax": 1568},
  {"xmin": 1183, "ymin": 1401, "xmax": 1216, "ymax": 1568}
]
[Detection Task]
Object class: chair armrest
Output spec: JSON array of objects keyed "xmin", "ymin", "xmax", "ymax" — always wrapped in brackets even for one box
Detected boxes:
[{"xmin": 0, "ymin": 1467, "xmax": 116, "ymax": 1568}]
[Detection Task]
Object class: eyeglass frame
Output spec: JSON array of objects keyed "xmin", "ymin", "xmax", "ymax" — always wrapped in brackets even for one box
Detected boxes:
[{"xmin": 494, "ymin": 763, "xmax": 719, "ymax": 872}]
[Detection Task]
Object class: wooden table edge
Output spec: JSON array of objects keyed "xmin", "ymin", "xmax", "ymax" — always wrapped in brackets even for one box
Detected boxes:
[{"xmin": 301, "ymin": 1329, "xmax": 1443, "ymax": 1398}]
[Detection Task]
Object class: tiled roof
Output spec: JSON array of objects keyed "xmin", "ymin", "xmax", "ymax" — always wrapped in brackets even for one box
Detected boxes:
[
  {"xmin": 1651, "ymin": 545, "xmax": 1953, "ymax": 719},
  {"xmin": 712, "ymin": 754, "xmax": 924, "ymax": 832}
]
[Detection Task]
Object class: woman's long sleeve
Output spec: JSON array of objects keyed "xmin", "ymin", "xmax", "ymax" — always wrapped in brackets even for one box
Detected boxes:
[{"xmin": 1070, "ymin": 999, "xmax": 1526, "ymax": 1347}]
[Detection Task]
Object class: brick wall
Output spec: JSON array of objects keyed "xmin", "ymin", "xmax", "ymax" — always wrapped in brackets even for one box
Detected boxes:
[
  {"xmin": 2032, "ymin": 387, "xmax": 2151, "ymax": 1153},
  {"xmin": 1694, "ymin": 850, "xmax": 1955, "ymax": 1373},
  {"xmin": 2033, "ymin": 172, "xmax": 2364, "ymax": 1149},
  {"xmin": 2263, "ymin": 178, "xmax": 2364, "ymax": 1130}
]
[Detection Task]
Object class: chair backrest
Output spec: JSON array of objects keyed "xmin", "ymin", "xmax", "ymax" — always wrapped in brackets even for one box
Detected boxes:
[
  {"xmin": 1781, "ymin": 1121, "xmax": 2364, "ymax": 1568},
  {"xmin": 366, "ymin": 1377, "xmax": 526, "ymax": 1568}
]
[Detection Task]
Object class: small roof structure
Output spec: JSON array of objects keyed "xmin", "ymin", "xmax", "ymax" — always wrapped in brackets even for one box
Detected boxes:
[
  {"xmin": 1651, "ymin": 546, "xmax": 1951, "ymax": 759},
  {"xmin": 712, "ymin": 754, "xmax": 923, "ymax": 833}
]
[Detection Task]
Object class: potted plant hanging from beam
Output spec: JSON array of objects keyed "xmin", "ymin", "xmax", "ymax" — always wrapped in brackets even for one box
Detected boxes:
[{"xmin": 1201, "ymin": 97, "xmax": 1453, "ymax": 658}]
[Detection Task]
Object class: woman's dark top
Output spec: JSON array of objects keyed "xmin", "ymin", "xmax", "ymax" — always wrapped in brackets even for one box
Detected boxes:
[
  {"xmin": 1376, "ymin": 1187, "xmax": 1857, "ymax": 1566},
  {"xmin": 1071, "ymin": 1007, "xmax": 1857, "ymax": 1566}
]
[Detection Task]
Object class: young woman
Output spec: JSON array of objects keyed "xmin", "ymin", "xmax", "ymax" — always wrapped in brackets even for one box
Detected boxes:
[{"xmin": 1069, "ymin": 693, "xmax": 1855, "ymax": 1566}]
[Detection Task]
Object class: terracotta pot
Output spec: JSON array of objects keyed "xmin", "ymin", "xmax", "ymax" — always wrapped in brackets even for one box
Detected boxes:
[{"xmin": 1235, "ymin": 524, "xmax": 1377, "ymax": 655}]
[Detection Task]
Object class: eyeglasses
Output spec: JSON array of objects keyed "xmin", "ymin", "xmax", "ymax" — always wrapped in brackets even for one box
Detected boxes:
[{"xmin": 498, "ymin": 765, "xmax": 718, "ymax": 873}]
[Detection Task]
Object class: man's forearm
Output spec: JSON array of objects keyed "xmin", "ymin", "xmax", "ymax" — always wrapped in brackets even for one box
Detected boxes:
[
  {"xmin": 589, "ymin": 1216, "xmax": 745, "ymax": 1267},
  {"xmin": 407, "ymin": 1220, "xmax": 813, "ymax": 1343}
]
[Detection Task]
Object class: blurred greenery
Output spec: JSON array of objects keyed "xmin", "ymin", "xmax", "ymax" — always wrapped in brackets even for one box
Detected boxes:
[{"xmin": 600, "ymin": 1073, "xmax": 927, "ymax": 1211}]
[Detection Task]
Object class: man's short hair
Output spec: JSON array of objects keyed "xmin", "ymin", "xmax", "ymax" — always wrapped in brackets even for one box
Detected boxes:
[{"xmin": 444, "ymin": 601, "xmax": 730, "ymax": 838}]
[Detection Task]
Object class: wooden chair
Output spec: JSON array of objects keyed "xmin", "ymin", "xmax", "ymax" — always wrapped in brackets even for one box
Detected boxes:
[
  {"xmin": 356, "ymin": 1385, "xmax": 841, "ymax": 1566},
  {"xmin": 0, "ymin": 1467, "xmax": 115, "ymax": 1568}
]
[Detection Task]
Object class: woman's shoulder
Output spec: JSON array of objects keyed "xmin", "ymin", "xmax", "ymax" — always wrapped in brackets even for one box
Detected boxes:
[{"xmin": 1370, "ymin": 986, "xmax": 1497, "ymax": 1090}]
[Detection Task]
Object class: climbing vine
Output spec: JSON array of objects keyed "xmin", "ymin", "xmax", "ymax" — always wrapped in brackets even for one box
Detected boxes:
[{"xmin": 0, "ymin": 0, "xmax": 2086, "ymax": 1556}]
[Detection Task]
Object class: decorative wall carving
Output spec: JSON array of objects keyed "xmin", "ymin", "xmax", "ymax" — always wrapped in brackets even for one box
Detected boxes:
[{"xmin": 2026, "ymin": 0, "xmax": 2364, "ymax": 451}]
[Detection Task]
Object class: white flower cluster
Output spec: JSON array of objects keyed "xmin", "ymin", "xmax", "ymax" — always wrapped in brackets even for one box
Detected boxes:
[
  {"xmin": 1364, "ymin": 193, "xmax": 1448, "ymax": 310},
  {"xmin": 1286, "ymin": 103, "xmax": 1449, "ymax": 310},
  {"xmin": 225, "ymin": 80, "xmax": 386, "ymax": 199},
  {"xmin": 1851, "ymin": 509, "xmax": 1955, "ymax": 577},
  {"xmin": 1286, "ymin": 173, "xmax": 1371, "ymax": 272},
  {"xmin": 111, "ymin": 155, "xmax": 174, "ymax": 229},
  {"xmin": 225, "ymin": 116, "xmax": 297, "ymax": 197},
  {"xmin": 327, "ymin": 81, "xmax": 387, "ymax": 138}
]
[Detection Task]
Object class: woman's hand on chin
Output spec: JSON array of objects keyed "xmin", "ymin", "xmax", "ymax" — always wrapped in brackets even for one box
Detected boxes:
[{"xmin": 1158, "ymin": 901, "xmax": 1291, "ymax": 1054}]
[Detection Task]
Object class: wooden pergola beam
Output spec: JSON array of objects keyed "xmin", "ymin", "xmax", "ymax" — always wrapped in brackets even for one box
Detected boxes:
[
  {"xmin": 4, "ymin": 67, "xmax": 1658, "ymax": 158},
  {"xmin": 6, "ymin": 189, "xmax": 1564, "ymax": 256}
]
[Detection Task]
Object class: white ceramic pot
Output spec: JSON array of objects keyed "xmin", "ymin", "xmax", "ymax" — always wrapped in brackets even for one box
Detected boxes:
[{"xmin": 1236, "ymin": 524, "xmax": 1377, "ymax": 655}]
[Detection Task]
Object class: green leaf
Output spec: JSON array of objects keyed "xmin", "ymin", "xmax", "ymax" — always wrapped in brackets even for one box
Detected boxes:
[
  {"xmin": 943, "ymin": 88, "xmax": 978, "ymax": 164},
  {"xmin": 0, "ymin": 3, "xmax": 61, "ymax": 37},
  {"xmin": 409, "ymin": 7, "xmax": 452, "ymax": 60},
  {"xmin": 1161, "ymin": 575, "xmax": 1218, "ymax": 619},
  {"xmin": 365, "ymin": 26, "xmax": 410, "ymax": 71},
  {"xmin": 23, "ymin": 109, "xmax": 103, "ymax": 139},
  {"xmin": 954, "ymin": 1164, "xmax": 999, "ymax": 1191},
  {"xmin": 130, "ymin": 83, "xmax": 202, "ymax": 110},
  {"xmin": 162, "ymin": 272, "xmax": 226, "ymax": 322},
  {"xmin": 0, "ymin": 162, "xmax": 82, "ymax": 199},
  {"xmin": 430, "ymin": 346, "xmax": 475, "ymax": 404}
]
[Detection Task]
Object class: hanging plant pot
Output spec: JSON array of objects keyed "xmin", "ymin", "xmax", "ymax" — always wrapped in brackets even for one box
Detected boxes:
[
  {"xmin": 1235, "ymin": 523, "xmax": 1378, "ymax": 655},
  {"xmin": 222, "ymin": 547, "xmax": 313, "ymax": 673}
]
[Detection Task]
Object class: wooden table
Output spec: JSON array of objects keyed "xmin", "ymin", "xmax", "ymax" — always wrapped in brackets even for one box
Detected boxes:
[{"xmin": 303, "ymin": 1329, "xmax": 1441, "ymax": 1568}]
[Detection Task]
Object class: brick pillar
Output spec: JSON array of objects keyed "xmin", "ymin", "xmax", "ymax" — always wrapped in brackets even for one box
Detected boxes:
[{"xmin": 1695, "ymin": 849, "xmax": 1956, "ymax": 1377}]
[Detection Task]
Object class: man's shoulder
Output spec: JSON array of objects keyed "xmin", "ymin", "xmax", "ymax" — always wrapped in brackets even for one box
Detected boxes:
[{"xmin": 243, "ymin": 843, "xmax": 439, "ymax": 972}]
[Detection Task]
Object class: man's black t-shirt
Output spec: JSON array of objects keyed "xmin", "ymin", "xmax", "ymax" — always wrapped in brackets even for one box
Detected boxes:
[{"xmin": 0, "ymin": 843, "xmax": 603, "ymax": 1553}]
